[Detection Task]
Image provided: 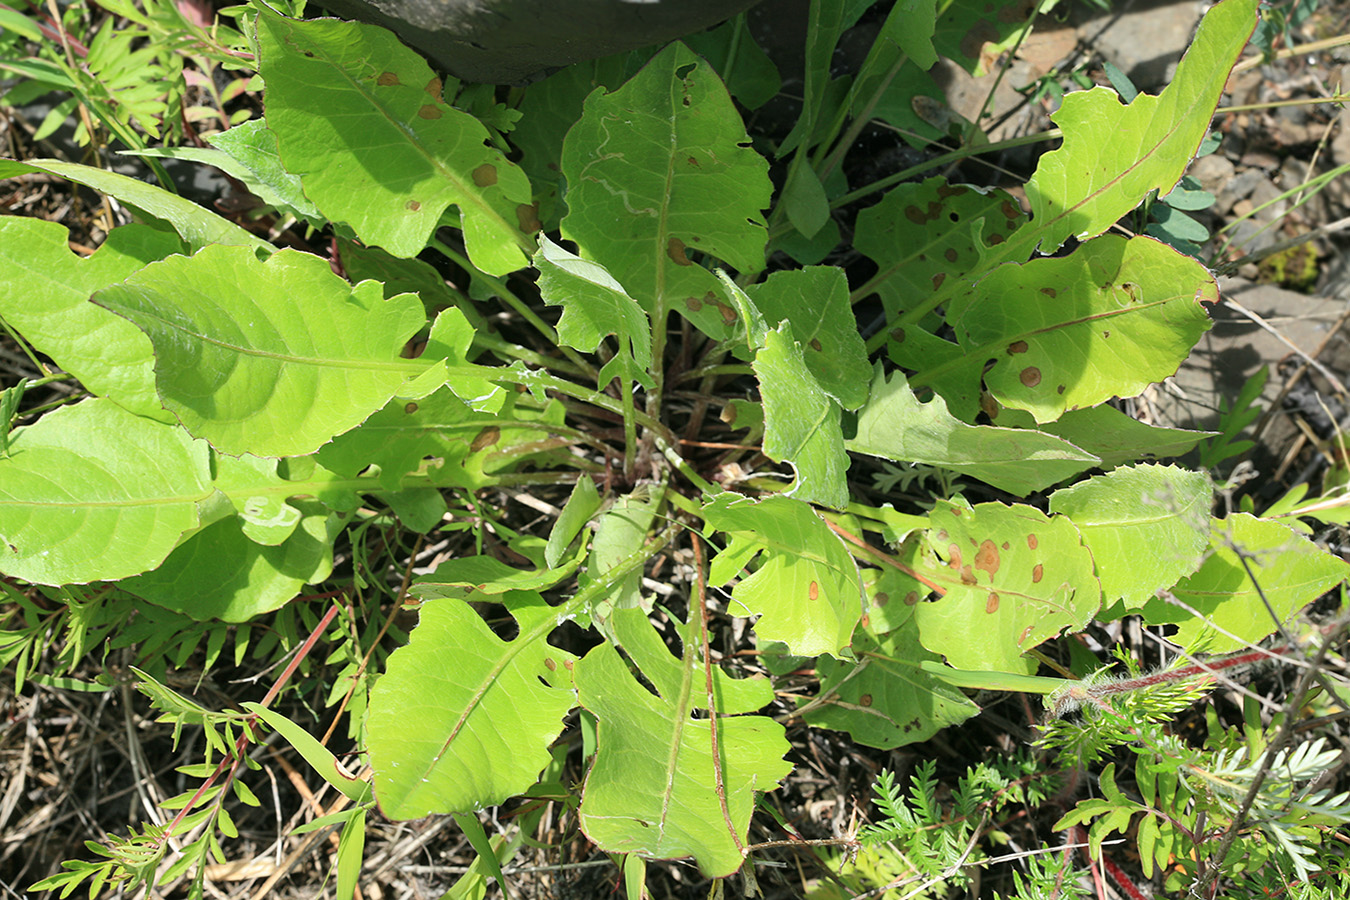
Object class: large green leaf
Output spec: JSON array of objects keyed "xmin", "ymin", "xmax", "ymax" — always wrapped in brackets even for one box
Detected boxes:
[
  {"xmin": 754, "ymin": 323, "xmax": 849, "ymax": 509},
  {"xmin": 914, "ymin": 499, "xmax": 1100, "ymax": 672},
  {"xmin": 0, "ymin": 158, "xmax": 271, "ymax": 252},
  {"xmin": 368, "ymin": 592, "xmax": 576, "ymax": 819},
  {"xmin": 856, "ymin": 177, "xmax": 1026, "ymax": 323},
  {"xmin": 848, "ymin": 368, "xmax": 1099, "ymax": 495},
  {"xmin": 746, "ymin": 266, "xmax": 870, "ymax": 410},
  {"xmin": 932, "ymin": 235, "xmax": 1216, "ymax": 423},
  {"xmin": 1050, "ymin": 465, "xmax": 1211, "ymax": 609},
  {"xmin": 560, "ymin": 41, "xmax": 771, "ymax": 340},
  {"xmin": 1138, "ymin": 514, "xmax": 1350, "ymax": 653},
  {"xmin": 0, "ymin": 218, "xmax": 181, "ymax": 419},
  {"xmin": 703, "ymin": 493, "xmax": 862, "ymax": 657},
  {"xmin": 805, "ymin": 619, "xmax": 979, "ymax": 749},
  {"xmin": 123, "ymin": 506, "xmax": 338, "ymax": 621},
  {"xmin": 1022, "ymin": 0, "xmax": 1259, "ymax": 252},
  {"xmin": 95, "ymin": 245, "xmax": 430, "ymax": 458},
  {"xmin": 0, "ymin": 399, "xmax": 212, "ymax": 584},
  {"xmin": 256, "ymin": 9, "xmax": 535, "ymax": 272},
  {"xmin": 576, "ymin": 609, "xmax": 790, "ymax": 877}
]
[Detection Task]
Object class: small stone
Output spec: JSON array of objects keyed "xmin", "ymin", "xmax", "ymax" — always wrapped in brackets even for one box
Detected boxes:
[{"xmin": 1189, "ymin": 154, "xmax": 1235, "ymax": 197}]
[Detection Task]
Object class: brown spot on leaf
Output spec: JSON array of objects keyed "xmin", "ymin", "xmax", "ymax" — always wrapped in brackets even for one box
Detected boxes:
[
  {"xmin": 860, "ymin": 694, "xmax": 874, "ymax": 707},
  {"xmin": 947, "ymin": 544, "xmax": 963, "ymax": 569},
  {"xmin": 809, "ymin": 581, "xmax": 819, "ymax": 601},
  {"xmin": 951, "ymin": 507, "xmax": 963, "ymax": 516},
  {"xmin": 974, "ymin": 540, "xmax": 1000, "ymax": 578},
  {"xmin": 904, "ymin": 591, "xmax": 920, "ymax": 606},
  {"xmin": 1001, "ymin": 199, "xmax": 1020, "ymax": 220},
  {"xmin": 1057, "ymin": 384, "xmax": 1066, "ymax": 395},
  {"xmin": 944, "ymin": 247, "xmax": 959, "ymax": 263},
  {"xmin": 1032, "ymin": 563, "xmax": 1043, "ymax": 583},
  {"xmin": 717, "ymin": 302, "xmax": 737, "ymax": 325},
  {"xmin": 809, "ymin": 338, "xmax": 823, "ymax": 351},
  {"xmin": 426, "ymin": 77, "xmax": 442, "ymax": 96},
  {"xmin": 470, "ymin": 426, "xmax": 500, "ymax": 452},
  {"xmin": 1001, "ymin": 541, "xmax": 1010, "ymax": 550},
  {"xmin": 1008, "ymin": 340, "xmax": 1028, "ymax": 354},
  {"xmin": 1027, "ymin": 534, "xmax": 1039, "ymax": 550},
  {"xmin": 377, "ymin": 72, "xmax": 400, "ymax": 86},
  {"xmin": 936, "ymin": 184, "xmax": 965, "ymax": 198},
  {"xmin": 667, "ymin": 237, "xmax": 692, "ymax": 266},
  {"xmin": 405, "ymin": 200, "xmax": 422, "ymax": 211},
  {"xmin": 980, "ymin": 391, "xmax": 999, "ymax": 419},
  {"xmin": 988, "ymin": 233, "xmax": 1005, "ymax": 245},
  {"xmin": 687, "ymin": 156, "xmax": 700, "ymax": 167},
  {"xmin": 985, "ymin": 592, "xmax": 1000, "ymax": 613},
  {"xmin": 685, "ymin": 295, "xmax": 704, "ymax": 312},
  {"xmin": 891, "ymin": 327, "xmax": 906, "ymax": 343},
  {"xmin": 564, "ymin": 659, "xmax": 574, "ymax": 671},
  {"xmin": 544, "ymin": 657, "xmax": 557, "ymax": 671},
  {"xmin": 1040, "ymin": 287, "xmax": 1057, "ymax": 297},
  {"xmin": 960, "ymin": 566, "xmax": 977, "ymax": 585},
  {"xmin": 860, "ymin": 613, "xmax": 870, "ymax": 629},
  {"xmin": 472, "ymin": 164, "xmax": 498, "ymax": 187},
  {"xmin": 417, "ymin": 104, "xmax": 442, "ymax": 119},
  {"xmin": 874, "ymin": 592, "xmax": 889, "ymax": 607},
  {"xmin": 404, "ymin": 402, "xmax": 419, "ymax": 414},
  {"xmin": 516, "ymin": 203, "xmax": 541, "ymax": 232},
  {"xmin": 1019, "ymin": 625, "xmax": 1035, "ymax": 644},
  {"xmin": 1102, "ymin": 330, "xmax": 1110, "ymax": 339},
  {"xmin": 932, "ymin": 272, "xmax": 946, "ymax": 290},
  {"xmin": 1020, "ymin": 366, "xmax": 1042, "ymax": 387}
]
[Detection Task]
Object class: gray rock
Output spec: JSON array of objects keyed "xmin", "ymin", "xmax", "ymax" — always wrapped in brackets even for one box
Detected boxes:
[
  {"xmin": 310, "ymin": 0, "xmax": 764, "ymax": 83},
  {"xmin": 1189, "ymin": 153, "xmax": 1235, "ymax": 198},
  {"xmin": 1074, "ymin": 0, "xmax": 1205, "ymax": 91}
]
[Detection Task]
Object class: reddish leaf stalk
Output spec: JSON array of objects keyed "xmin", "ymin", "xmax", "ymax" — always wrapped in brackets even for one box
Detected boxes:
[
  {"xmin": 162, "ymin": 599, "xmax": 343, "ymax": 840},
  {"xmin": 692, "ymin": 535, "xmax": 743, "ymax": 857}
]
